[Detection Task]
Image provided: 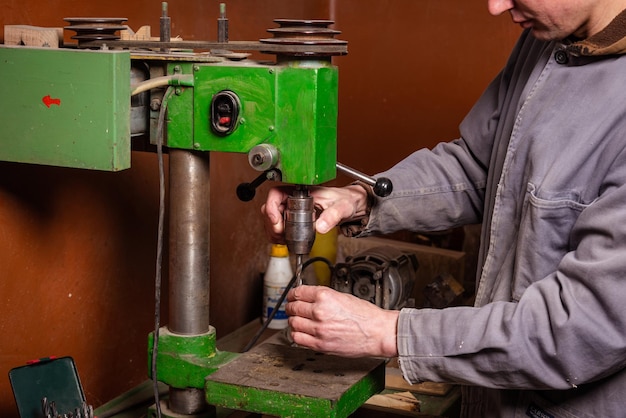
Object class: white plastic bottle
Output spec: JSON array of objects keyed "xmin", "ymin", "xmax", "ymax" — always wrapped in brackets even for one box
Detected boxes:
[{"xmin": 262, "ymin": 244, "xmax": 293, "ymax": 329}]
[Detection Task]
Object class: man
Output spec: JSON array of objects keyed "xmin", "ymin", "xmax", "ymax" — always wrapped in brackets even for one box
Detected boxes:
[{"xmin": 262, "ymin": 0, "xmax": 626, "ymax": 416}]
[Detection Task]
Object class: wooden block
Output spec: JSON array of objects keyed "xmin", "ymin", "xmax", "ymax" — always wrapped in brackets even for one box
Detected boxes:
[
  {"xmin": 4, "ymin": 25, "xmax": 62, "ymax": 48},
  {"xmin": 120, "ymin": 25, "xmax": 183, "ymax": 43},
  {"xmin": 385, "ymin": 366, "xmax": 453, "ymax": 396},
  {"xmin": 120, "ymin": 25, "xmax": 153, "ymax": 41},
  {"xmin": 365, "ymin": 391, "xmax": 420, "ymax": 415}
]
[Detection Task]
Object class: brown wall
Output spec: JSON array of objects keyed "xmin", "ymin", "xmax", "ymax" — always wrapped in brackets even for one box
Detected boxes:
[
  {"xmin": 0, "ymin": 0, "xmax": 519, "ymax": 415},
  {"xmin": 334, "ymin": 0, "xmax": 521, "ymax": 175}
]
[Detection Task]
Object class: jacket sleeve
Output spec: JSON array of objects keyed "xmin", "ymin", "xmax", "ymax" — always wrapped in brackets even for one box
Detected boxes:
[
  {"xmin": 396, "ymin": 155, "xmax": 626, "ymax": 389},
  {"xmin": 361, "ymin": 139, "xmax": 488, "ymax": 235},
  {"xmin": 360, "ymin": 31, "xmax": 539, "ymax": 236}
]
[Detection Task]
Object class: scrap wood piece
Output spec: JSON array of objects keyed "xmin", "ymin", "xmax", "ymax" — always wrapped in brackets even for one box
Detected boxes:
[
  {"xmin": 386, "ymin": 366, "xmax": 454, "ymax": 396},
  {"xmin": 365, "ymin": 391, "xmax": 421, "ymax": 414},
  {"xmin": 4, "ymin": 25, "xmax": 63, "ymax": 48},
  {"xmin": 120, "ymin": 25, "xmax": 153, "ymax": 41},
  {"xmin": 120, "ymin": 25, "xmax": 183, "ymax": 42}
]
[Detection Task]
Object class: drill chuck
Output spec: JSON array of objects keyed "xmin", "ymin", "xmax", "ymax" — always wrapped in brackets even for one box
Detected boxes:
[{"xmin": 285, "ymin": 190, "xmax": 316, "ymax": 256}]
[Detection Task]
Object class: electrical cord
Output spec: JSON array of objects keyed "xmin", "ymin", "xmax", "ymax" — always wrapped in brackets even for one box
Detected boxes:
[
  {"xmin": 242, "ymin": 256, "xmax": 334, "ymax": 353},
  {"xmin": 152, "ymin": 86, "xmax": 176, "ymax": 418},
  {"xmin": 131, "ymin": 75, "xmax": 194, "ymax": 96}
]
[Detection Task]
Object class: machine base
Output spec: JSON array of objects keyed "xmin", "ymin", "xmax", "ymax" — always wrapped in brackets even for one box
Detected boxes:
[{"xmin": 205, "ymin": 343, "xmax": 386, "ymax": 418}]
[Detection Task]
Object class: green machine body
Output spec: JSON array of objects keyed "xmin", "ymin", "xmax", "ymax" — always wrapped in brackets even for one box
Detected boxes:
[
  {"xmin": 166, "ymin": 60, "xmax": 339, "ymax": 185},
  {"xmin": 0, "ymin": 45, "xmax": 131, "ymax": 171},
  {"xmin": 0, "ymin": 45, "xmax": 338, "ymax": 185}
]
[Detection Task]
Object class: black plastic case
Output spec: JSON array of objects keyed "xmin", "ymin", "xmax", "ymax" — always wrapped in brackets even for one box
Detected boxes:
[{"xmin": 9, "ymin": 356, "xmax": 86, "ymax": 418}]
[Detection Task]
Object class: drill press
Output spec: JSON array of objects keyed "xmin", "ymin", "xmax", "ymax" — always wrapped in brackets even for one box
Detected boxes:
[{"xmin": 0, "ymin": 5, "xmax": 392, "ymax": 417}]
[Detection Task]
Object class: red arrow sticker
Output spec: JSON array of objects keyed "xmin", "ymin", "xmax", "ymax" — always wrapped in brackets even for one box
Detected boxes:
[{"xmin": 42, "ymin": 95, "xmax": 61, "ymax": 108}]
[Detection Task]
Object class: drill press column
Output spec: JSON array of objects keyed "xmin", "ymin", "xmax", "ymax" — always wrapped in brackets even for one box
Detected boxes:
[{"xmin": 168, "ymin": 149, "xmax": 211, "ymax": 414}]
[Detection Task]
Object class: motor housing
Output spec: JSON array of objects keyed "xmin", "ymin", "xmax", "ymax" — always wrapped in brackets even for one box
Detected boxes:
[{"xmin": 331, "ymin": 246, "xmax": 418, "ymax": 310}]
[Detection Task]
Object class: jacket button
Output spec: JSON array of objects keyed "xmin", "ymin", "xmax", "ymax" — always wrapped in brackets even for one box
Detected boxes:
[{"xmin": 554, "ymin": 50, "xmax": 569, "ymax": 65}]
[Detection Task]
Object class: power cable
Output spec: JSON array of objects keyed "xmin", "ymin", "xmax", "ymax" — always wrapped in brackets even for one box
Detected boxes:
[{"xmin": 152, "ymin": 86, "xmax": 176, "ymax": 418}]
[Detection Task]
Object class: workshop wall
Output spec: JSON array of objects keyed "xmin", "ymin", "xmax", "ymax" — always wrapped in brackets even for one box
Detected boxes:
[
  {"xmin": 0, "ymin": 0, "xmax": 520, "ymax": 416},
  {"xmin": 333, "ymin": 0, "xmax": 521, "ymax": 176}
]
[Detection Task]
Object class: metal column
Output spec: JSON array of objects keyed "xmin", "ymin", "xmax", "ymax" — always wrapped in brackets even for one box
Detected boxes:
[{"xmin": 168, "ymin": 149, "xmax": 211, "ymax": 415}]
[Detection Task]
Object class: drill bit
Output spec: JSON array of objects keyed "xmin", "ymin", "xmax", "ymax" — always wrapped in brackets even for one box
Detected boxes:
[{"xmin": 295, "ymin": 254, "xmax": 304, "ymax": 287}]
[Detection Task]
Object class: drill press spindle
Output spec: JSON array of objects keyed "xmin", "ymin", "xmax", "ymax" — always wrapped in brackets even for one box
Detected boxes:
[{"xmin": 284, "ymin": 186, "xmax": 316, "ymax": 285}]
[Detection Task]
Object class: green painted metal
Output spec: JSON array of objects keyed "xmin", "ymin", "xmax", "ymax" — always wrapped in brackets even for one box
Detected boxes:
[
  {"xmin": 204, "ymin": 358, "xmax": 385, "ymax": 418},
  {"xmin": 148, "ymin": 324, "xmax": 384, "ymax": 418},
  {"xmin": 148, "ymin": 326, "xmax": 238, "ymax": 390},
  {"xmin": 0, "ymin": 46, "xmax": 131, "ymax": 171},
  {"xmin": 161, "ymin": 63, "xmax": 195, "ymax": 149},
  {"xmin": 204, "ymin": 343, "xmax": 386, "ymax": 418},
  {"xmin": 166, "ymin": 61, "xmax": 338, "ymax": 185}
]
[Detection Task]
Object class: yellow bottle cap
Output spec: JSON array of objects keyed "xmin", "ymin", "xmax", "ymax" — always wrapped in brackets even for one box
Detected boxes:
[{"xmin": 270, "ymin": 244, "xmax": 289, "ymax": 257}]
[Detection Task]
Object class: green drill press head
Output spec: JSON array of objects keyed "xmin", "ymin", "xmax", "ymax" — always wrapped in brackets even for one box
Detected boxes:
[{"xmin": 166, "ymin": 59, "xmax": 339, "ymax": 185}]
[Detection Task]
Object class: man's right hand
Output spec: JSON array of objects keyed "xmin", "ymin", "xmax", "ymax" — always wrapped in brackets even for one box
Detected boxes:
[{"xmin": 260, "ymin": 184, "xmax": 371, "ymax": 243}]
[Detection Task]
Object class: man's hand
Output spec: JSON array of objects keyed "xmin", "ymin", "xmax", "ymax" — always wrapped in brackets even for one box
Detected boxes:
[
  {"xmin": 261, "ymin": 185, "xmax": 370, "ymax": 242},
  {"xmin": 286, "ymin": 285, "xmax": 399, "ymax": 358},
  {"xmin": 260, "ymin": 186, "xmax": 291, "ymax": 244}
]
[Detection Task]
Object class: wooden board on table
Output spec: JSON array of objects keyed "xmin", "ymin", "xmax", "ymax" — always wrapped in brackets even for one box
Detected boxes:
[
  {"xmin": 385, "ymin": 366, "xmax": 453, "ymax": 396},
  {"xmin": 4, "ymin": 25, "xmax": 62, "ymax": 48},
  {"xmin": 365, "ymin": 391, "xmax": 421, "ymax": 416}
]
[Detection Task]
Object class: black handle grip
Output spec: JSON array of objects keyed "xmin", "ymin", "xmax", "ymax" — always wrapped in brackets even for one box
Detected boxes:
[
  {"xmin": 373, "ymin": 177, "xmax": 393, "ymax": 197},
  {"xmin": 236, "ymin": 169, "xmax": 281, "ymax": 202}
]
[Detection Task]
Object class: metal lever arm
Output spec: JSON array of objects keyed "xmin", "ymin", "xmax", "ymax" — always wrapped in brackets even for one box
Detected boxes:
[
  {"xmin": 336, "ymin": 162, "xmax": 393, "ymax": 197},
  {"xmin": 236, "ymin": 169, "xmax": 281, "ymax": 201}
]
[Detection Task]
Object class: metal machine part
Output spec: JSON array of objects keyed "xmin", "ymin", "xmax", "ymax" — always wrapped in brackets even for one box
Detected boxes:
[
  {"xmin": 0, "ymin": 46, "xmax": 131, "ymax": 171},
  {"xmin": 167, "ymin": 150, "xmax": 211, "ymax": 415},
  {"xmin": 131, "ymin": 64, "xmax": 150, "ymax": 136},
  {"xmin": 284, "ymin": 186, "xmax": 316, "ymax": 286},
  {"xmin": 160, "ymin": 3, "xmax": 171, "ymax": 45},
  {"xmin": 210, "ymin": 90, "xmax": 240, "ymax": 135},
  {"xmin": 336, "ymin": 162, "xmax": 393, "ymax": 197},
  {"xmin": 236, "ymin": 169, "xmax": 281, "ymax": 202},
  {"xmin": 168, "ymin": 387, "xmax": 208, "ymax": 415},
  {"xmin": 423, "ymin": 273, "xmax": 465, "ymax": 309},
  {"xmin": 77, "ymin": 18, "xmax": 348, "ymax": 58},
  {"xmin": 63, "ymin": 17, "xmax": 127, "ymax": 43},
  {"xmin": 217, "ymin": 3, "xmax": 228, "ymax": 43},
  {"xmin": 168, "ymin": 150, "xmax": 211, "ymax": 336},
  {"xmin": 248, "ymin": 144, "xmax": 279, "ymax": 172},
  {"xmin": 260, "ymin": 19, "xmax": 347, "ymax": 60},
  {"xmin": 205, "ymin": 343, "xmax": 384, "ymax": 417},
  {"xmin": 285, "ymin": 186, "xmax": 316, "ymax": 257},
  {"xmin": 331, "ymin": 246, "xmax": 419, "ymax": 310}
]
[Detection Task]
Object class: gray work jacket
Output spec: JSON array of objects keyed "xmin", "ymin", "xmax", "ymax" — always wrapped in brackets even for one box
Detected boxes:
[{"xmin": 360, "ymin": 23, "xmax": 626, "ymax": 418}]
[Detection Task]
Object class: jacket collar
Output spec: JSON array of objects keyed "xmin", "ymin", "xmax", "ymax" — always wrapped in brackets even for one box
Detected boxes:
[{"xmin": 567, "ymin": 9, "xmax": 626, "ymax": 56}]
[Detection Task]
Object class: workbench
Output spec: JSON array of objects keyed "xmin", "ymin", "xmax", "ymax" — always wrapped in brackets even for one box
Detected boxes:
[{"xmin": 94, "ymin": 319, "xmax": 460, "ymax": 418}]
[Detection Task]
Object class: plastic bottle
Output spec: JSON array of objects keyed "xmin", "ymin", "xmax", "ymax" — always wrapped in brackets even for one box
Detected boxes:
[
  {"xmin": 309, "ymin": 227, "xmax": 338, "ymax": 286},
  {"xmin": 262, "ymin": 244, "xmax": 293, "ymax": 329}
]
